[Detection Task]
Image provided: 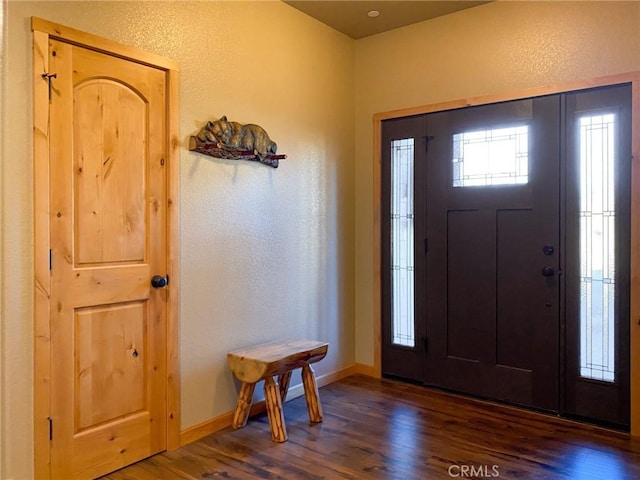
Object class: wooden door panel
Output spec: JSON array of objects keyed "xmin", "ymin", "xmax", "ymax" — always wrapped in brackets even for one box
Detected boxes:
[
  {"xmin": 496, "ymin": 208, "xmax": 538, "ymax": 370},
  {"xmin": 49, "ymin": 38, "xmax": 167, "ymax": 479},
  {"xmin": 60, "ymin": 266, "xmax": 148, "ymax": 307},
  {"xmin": 69, "ymin": 414, "xmax": 155, "ymax": 480},
  {"xmin": 72, "ymin": 45, "xmax": 166, "ymax": 106},
  {"xmin": 75, "ymin": 302, "xmax": 147, "ymax": 431},
  {"xmin": 446, "ymin": 208, "xmax": 494, "ymax": 362},
  {"xmin": 74, "ymin": 80, "xmax": 147, "ymax": 265}
]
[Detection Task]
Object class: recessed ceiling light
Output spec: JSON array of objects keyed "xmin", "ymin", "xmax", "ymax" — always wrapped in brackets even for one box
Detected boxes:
[{"xmin": 367, "ymin": 10, "xmax": 380, "ymax": 18}]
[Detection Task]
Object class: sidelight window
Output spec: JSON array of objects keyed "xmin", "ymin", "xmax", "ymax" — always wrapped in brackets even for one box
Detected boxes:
[
  {"xmin": 452, "ymin": 125, "xmax": 529, "ymax": 187},
  {"xmin": 579, "ymin": 113, "xmax": 616, "ymax": 382},
  {"xmin": 390, "ymin": 138, "xmax": 415, "ymax": 347}
]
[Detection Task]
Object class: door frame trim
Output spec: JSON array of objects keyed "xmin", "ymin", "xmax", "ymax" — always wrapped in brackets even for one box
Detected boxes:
[
  {"xmin": 372, "ymin": 71, "xmax": 640, "ymax": 435},
  {"xmin": 32, "ymin": 17, "xmax": 181, "ymax": 479}
]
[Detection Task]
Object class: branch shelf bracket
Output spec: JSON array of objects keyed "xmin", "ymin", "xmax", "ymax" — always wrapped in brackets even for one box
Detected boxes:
[{"xmin": 189, "ymin": 137, "xmax": 287, "ymax": 168}]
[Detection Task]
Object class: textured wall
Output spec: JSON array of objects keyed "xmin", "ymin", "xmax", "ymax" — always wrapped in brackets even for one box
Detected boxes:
[
  {"xmin": 1, "ymin": 2, "xmax": 355, "ymax": 478},
  {"xmin": 353, "ymin": 0, "xmax": 640, "ymax": 366},
  {"xmin": 4, "ymin": 1, "xmax": 640, "ymax": 478},
  {"xmin": 0, "ymin": 1, "xmax": 5, "ymax": 477}
]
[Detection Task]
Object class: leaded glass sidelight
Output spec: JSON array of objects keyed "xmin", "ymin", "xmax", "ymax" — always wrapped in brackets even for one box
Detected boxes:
[
  {"xmin": 579, "ymin": 113, "xmax": 616, "ymax": 382},
  {"xmin": 390, "ymin": 138, "xmax": 415, "ymax": 347},
  {"xmin": 452, "ymin": 126, "xmax": 529, "ymax": 187}
]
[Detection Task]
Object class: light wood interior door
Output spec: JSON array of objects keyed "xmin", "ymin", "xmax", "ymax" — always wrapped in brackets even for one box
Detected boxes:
[{"xmin": 49, "ymin": 39, "xmax": 168, "ymax": 479}]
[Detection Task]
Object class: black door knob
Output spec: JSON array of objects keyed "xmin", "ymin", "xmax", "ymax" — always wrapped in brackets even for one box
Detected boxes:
[
  {"xmin": 151, "ymin": 275, "xmax": 169, "ymax": 288},
  {"xmin": 541, "ymin": 266, "xmax": 555, "ymax": 277}
]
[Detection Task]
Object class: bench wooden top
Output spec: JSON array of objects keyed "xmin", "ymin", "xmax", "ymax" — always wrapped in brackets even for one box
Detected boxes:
[{"xmin": 227, "ymin": 340, "xmax": 328, "ymax": 383}]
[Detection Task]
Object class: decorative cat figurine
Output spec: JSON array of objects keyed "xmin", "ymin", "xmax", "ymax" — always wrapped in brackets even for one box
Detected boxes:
[{"xmin": 195, "ymin": 116, "xmax": 277, "ymax": 161}]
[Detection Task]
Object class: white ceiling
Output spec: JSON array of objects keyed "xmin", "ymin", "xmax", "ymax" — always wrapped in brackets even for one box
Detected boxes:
[{"xmin": 284, "ymin": 1, "xmax": 491, "ymax": 39}]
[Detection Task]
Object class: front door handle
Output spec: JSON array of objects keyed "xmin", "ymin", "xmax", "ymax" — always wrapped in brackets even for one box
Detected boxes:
[
  {"xmin": 151, "ymin": 275, "xmax": 169, "ymax": 288},
  {"xmin": 541, "ymin": 266, "xmax": 555, "ymax": 277}
]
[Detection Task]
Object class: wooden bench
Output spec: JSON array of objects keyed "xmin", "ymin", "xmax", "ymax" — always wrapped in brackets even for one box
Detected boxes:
[{"xmin": 227, "ymin": 340, "xmax": 329, "ymax": 442}]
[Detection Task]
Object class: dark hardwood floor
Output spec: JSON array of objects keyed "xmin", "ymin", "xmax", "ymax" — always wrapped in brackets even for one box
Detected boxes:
[{"xmin": 103, "ymin": 375, "xmax": 640, "ymax": 479}]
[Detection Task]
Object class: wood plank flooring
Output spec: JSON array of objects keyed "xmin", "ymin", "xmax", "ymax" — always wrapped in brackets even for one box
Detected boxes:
[{"xmin": 102, "ymin": 375, "xmax": 640, "ymax": 479}]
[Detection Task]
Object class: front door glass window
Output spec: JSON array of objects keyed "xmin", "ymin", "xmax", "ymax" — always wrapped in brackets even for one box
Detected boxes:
[
  {"xmin": 579, "ymin": 113, "xmax": 617, "ymax": 382},
  {"xmin": 453, "ymin": 126, "xmax": 529, "ymax": 187},
  {"xmin": 391, "ymin": 138, "xmax": 415, "ymax": 347}
]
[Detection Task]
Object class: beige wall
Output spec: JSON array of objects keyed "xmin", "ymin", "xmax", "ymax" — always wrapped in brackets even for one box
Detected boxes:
[
  {"xmin": 353, "ymin": 0, "xmax": 640, "ymax": 366},
  {"xmin": 0, "ymin": 1, "xmax": 355, "ymax": 478},
  {"xmin": 3, "ymin": 0, "xmax": 640, "ymax": 478},
  {"xmin": 0, "ymin": 1, "xmax": 5, "ymax": 477}
]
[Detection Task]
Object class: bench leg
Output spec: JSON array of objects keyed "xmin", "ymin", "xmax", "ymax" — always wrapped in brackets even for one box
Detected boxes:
[
  {"xmin": 232, "ymin": 382, "xmax": 256, "ymax": 429},
  {"xmin": 278, "ymin": 370, "xmax": 292, "ymax": 403},
  {"xmin": 264, "ymin": 376, "xmax": 288, "ymax": 442},
  {"xmin": 302, "ymin": 364, "xmax": 323, "ymax": 423}
]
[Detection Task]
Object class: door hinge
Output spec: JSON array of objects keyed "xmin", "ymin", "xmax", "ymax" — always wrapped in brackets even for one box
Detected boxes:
[
  {"xmin": 424, "ymin": 238, "xmax": 428, "ymax": 255},
  {"xmin": 49, "ymin": 249, "xmax": 52, "ymax": 270},
  {"xmin": 424, "ymin": 135, "xmax": 434, "ymax": 153},
  {"xmin": 48, "ymin": 417, "xmax": 53, "ymax": 441},
  {"xmin": 423, "ymin": 337, "xmax": 428, "ymax": 353}
]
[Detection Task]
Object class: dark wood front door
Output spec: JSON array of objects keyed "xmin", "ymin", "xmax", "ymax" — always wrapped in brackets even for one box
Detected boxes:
[
  {"xmin": 382, "ymin": 85, "xmax": 631, "ymax": 427},
  {"xmin": 424, "ymin": 96, "xmax": 561, "ymax": 412}
]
